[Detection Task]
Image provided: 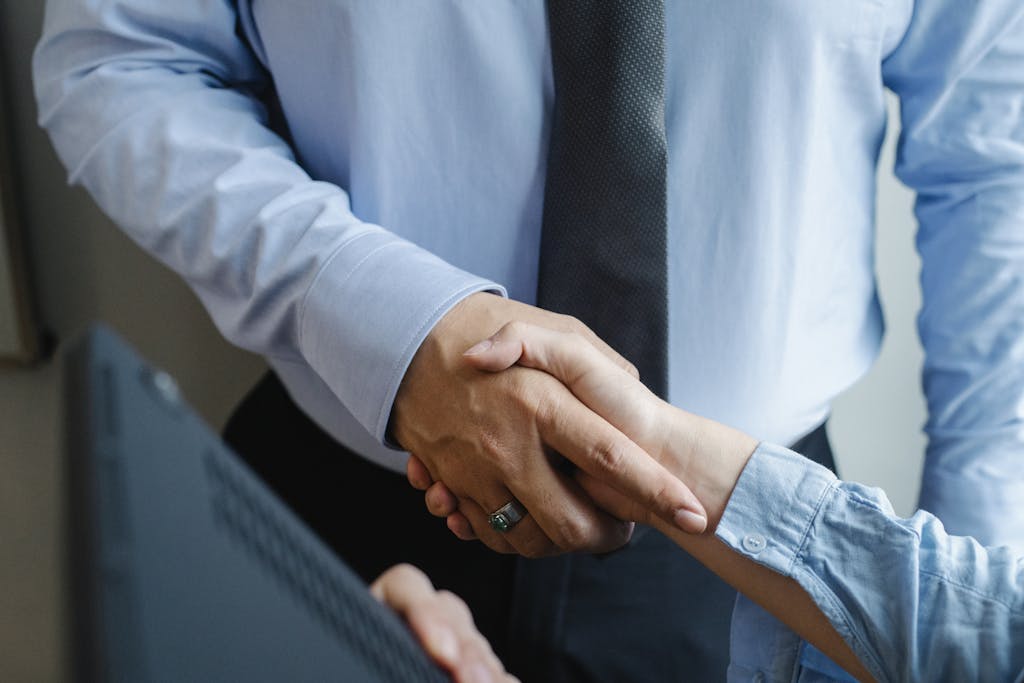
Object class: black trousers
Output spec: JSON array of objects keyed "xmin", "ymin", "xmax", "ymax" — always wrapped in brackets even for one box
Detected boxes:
[{"xmin": 223, "ymin": 373, "xmax": 836, "ymax": 682}]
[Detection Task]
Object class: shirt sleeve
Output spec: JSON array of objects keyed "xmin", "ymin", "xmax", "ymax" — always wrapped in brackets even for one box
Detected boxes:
[
  {"xmin": 718, "ymin": 442, "xmax": 1024, "ymax": 683},
  {"xmin": 880, "ymin": 1, "xmax": 1024, "ymax": 548},
  {"xmin": 32, "ymin": 0, "xmax": 504, "ymax": 445}
]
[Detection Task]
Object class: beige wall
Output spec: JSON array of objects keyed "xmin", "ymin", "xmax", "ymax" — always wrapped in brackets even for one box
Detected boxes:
[{"xmin": 0, "ymin": 2, "xmax": 927, "ymax": 681}]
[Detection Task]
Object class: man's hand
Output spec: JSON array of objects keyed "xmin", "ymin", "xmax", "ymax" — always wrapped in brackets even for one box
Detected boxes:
[
  {"xmin": 392, "ymin": 293, "xmax": 706, "ymax": 557},
  {"xmin": 370, "ymin": 564, "xmax": 519, "ymax": 683}
]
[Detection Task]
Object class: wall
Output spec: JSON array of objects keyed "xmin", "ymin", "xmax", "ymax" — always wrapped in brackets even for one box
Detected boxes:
[
  {"xmin": 0, "ymin": 2, "xmax": 926, "ymax": 681},
  {"xmin": 0, "ymin": 2, "xmax": 266, "ymax": 681},
  {"xmin": 830, "ymin": 96, "xmax": 928, "ymax": 514}
]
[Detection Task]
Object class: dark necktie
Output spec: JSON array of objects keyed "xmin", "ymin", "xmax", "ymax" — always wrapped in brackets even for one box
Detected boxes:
[{"xmin": 538, "ymin": 0, "xmax": 669, "ymax": 397}]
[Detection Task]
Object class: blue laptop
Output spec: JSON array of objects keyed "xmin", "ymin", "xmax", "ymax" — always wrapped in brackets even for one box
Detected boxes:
[{"xmin": 63, "ymin": 325, "xmax": 450, "ymax": 682}]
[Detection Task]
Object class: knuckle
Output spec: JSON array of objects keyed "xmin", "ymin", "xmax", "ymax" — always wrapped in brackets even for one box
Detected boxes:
[
  {"xmin": 424, "ymin": 488, "xmax": 449, "ymax": 516},
  {"xmin": 531, "ymin": 389, "xmax": 561, "ymax": 430},
  {"xmin": 650, "ymin": 478, "xmax": 675, "ymax": 509},
  {"xmin": 436, "ymin": 590, "xmax": 473, "ymax": 622},
  {"xmin": 588, "ymin": 438, "xmax": 629, "ymax": 476},
  {"xmin": 554, "ymin": 516, "xmax": 594, "ymax": 550},
  {"xmin": 479, "ymin": 429, "xmax": 505, "ymax": 464},
  {"xmin": 557, "ymin": 313, "xmax": 582, "ymax": 330},
  {"xmin": 505, "ymin": 319, "xmax": 530, "ymax": 338},
  {"xmin": 565, "ymin": 330, "xmax": 588, "ymax": 347},
  {"xmin": 507, "ymin": 367, "xmax": 539, "ymax": 398},
  {"xmin": 479, "ymin": 434, "xmax": 526, "ymax": 481},
  {"xmin": 503, "ymin": 373, "xmax": 538, "ymax": 419},
  {"xmin": 389, "ymin": 563, "xmax": 429, "ymax": 591},
  {"xmin": 390, "ymin": 563, "xmax": 419, "ymax": 580},
  {"xmin": 564, "ymin": 315, "xmax": 596, "ymax": 337}
]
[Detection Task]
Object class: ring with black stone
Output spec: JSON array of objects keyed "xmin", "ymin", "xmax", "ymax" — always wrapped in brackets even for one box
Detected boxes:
[{"xmin": 488, "ymin": 499, "xmax": 527, "ymax": 533}]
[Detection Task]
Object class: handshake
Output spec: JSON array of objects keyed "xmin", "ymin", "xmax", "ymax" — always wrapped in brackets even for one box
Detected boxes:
[
  {"xmin": 383, "ymin": 306, "xmax": 1022, "ymax": 682},
  {"xmin": 383, "ymin": 319, "xmax": 763, "ymax": 683},
  {"xmin": 400, "ymin": 314, "xmax": 758, "ymax": 554},
  {"xmin": 385, "ymin": 319, "xmax": 872, "ymax": 682}
]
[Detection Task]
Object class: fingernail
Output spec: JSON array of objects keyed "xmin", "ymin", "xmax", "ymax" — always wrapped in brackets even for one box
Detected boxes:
[
  {"xmin": 674, "ymin": 509, "xmax": 707, "ymax": 534},
  {"xmin": 428, "ymin": 626, "xmax": 459, "ymax": 664},
  {"xmin": 463, "ymin": 339, "xmax": 493, "ymax": 356}
]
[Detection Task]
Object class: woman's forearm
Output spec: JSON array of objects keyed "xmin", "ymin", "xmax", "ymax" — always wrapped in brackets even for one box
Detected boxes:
[{"xmin": 652, "ymin": 410, "xmax": 874, "ymax": 682}]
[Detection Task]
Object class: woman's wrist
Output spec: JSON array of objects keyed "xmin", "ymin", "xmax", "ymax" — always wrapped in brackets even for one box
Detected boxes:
[{"xmin": 659, "ymin": 407, "xmax": 759, "ymax": 531}]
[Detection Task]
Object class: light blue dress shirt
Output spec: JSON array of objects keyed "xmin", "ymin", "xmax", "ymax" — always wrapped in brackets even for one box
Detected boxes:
[
  {"xmin": 718, "ymin": 442, "xmax": 1024, "ymax": 682},
  {"xmin": 34, "ymin": 2, "xmax": 1024, "ymax": 546}
]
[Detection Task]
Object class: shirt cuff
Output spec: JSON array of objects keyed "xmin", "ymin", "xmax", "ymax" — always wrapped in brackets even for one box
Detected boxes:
[
  {"xmin": 717, "ymin": 443, "xmax": 845, "ymax": 681},
  {"xmin": 715, "ymin": 442, "xmax": 838, "ymax": 577},
  {"xmin": 298, "ymin": 226, "xmax": 506, "ymax": 445}
]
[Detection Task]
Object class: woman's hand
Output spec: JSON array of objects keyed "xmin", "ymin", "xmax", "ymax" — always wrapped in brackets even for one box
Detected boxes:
[{"xmin": 370, "ymin": 564, "xmax": 519, "ymax": 683}]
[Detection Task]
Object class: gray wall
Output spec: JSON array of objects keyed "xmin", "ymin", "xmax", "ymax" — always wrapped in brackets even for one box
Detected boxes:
[
  {"xmin": 831, "ymin": 96, "xmax": 928, "ymax": 516},
  {"xmin": 0, "ymin": 3, "xmax": 925, "ymax": 681},
  {"xmin": 0, "ymin": 3, "xmax": 265, "ymax": 680}
]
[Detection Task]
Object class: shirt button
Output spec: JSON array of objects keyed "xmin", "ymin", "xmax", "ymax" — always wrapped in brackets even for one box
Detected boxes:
[{"xmin": 742, "ymin": 533, "xmax": 767, "ymax": 554}]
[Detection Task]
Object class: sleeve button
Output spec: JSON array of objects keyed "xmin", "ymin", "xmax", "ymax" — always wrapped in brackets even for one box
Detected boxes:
[{"xmin": 742, "ymin": 533, "xmax": 767, "ymax": 554}]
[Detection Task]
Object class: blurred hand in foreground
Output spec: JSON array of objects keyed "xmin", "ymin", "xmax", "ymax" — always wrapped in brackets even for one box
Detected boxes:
[{"xmin": 371, "ymin": 563, "xmax": 519, "ymax": 683}]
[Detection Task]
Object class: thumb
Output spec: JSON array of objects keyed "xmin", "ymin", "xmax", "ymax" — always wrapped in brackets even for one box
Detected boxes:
[{"xmin": 462, "ymin": 336, "xmax": 525, "ymax": 372}]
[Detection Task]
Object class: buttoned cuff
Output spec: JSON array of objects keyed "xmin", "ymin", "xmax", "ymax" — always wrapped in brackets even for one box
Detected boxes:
[
  {"xmin": 298, "ymin": 226, "xmax": 505, "ymax": 446},
  {"xmin": 717, "ymin": 443, "xmax": 858, "ymax": 682},
  {"xmin": 716, "ymin": 442, "xmax": 838, "ymax": 576}
]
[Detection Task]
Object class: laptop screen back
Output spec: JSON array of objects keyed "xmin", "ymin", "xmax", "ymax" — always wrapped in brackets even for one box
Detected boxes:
[{"xmin": 63, "ymin": 325, "xmax": 450, "ymax": 682}]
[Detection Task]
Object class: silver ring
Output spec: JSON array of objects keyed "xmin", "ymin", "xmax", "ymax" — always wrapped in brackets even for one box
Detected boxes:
[{"xmin": 488, "ymin": 499, "xmax": 527, "ymax": 533}]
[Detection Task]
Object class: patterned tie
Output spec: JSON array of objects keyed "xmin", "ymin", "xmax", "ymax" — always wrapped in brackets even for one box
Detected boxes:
[{"xmin": 538, "ymin": 0, "xmax": 669, "ymax": 397}]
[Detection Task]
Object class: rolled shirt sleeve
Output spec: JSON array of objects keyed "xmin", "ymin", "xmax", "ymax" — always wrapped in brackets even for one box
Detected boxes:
[
  {"xmin": 33, "ymin": 0, "xmax": 503, "ymax": 446},
  {"xmin": 719, "ymin": 443, "xmax": 1024, "ymax": 682},
  {"xmin": 882, "ymin": 1, "xmax": 1024, "ymax": 548}
]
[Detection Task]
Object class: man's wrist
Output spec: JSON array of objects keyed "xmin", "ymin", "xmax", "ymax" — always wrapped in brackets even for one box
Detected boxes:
[{"xmin": 391, "ymin": 292, "xmax": 498, "ymax": 449}]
